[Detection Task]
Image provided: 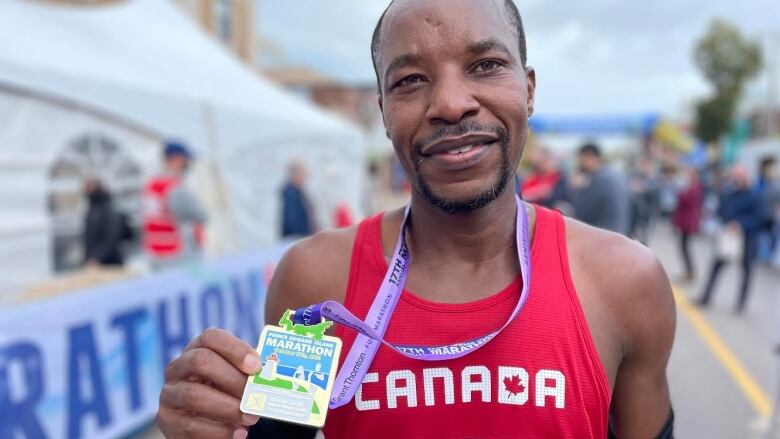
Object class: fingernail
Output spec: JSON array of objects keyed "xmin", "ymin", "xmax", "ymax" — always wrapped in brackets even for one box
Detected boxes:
[
  {"xmin": 242, "ymin": 413, "xmax": 260, "ymax": 426},
  {"xmin": 233, "ymin": 429, "xmax": 248, "ymax": 439},
  {"xmin": 243, "ymin": 353, "xmax": 260, "ymax": 372}
]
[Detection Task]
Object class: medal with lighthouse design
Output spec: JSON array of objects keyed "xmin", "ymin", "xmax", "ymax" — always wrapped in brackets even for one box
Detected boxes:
[{"xmin": 240, "ymin": 310, "xmax": 342, "ymax": 427}]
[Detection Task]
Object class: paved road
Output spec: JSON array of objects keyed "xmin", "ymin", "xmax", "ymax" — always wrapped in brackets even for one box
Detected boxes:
[
  {"xmin": 138, "ymin": 220, "xmax": 780, "ymax": 439},
  {"xmin": 650, "ymin": 221, "xmax": 780, "ymax": 439}
]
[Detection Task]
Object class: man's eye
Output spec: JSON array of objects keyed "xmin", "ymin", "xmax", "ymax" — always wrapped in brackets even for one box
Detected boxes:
[
  {"xmin": 395, "ymin": 75, "xmax": 424, "ymax": 88},
  {"xmin": 475, "ymin": 60, "xmax": 503, "ymax": 72}
]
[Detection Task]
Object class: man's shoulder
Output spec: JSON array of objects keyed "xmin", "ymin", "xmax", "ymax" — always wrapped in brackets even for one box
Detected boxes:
[
  {"xmin": 284, "ymin": 226, "xmax": 359, "ymax": 272},
  {"xmin": 563, "ymin": 217, "xmax": 674, "ymax": 341},
  {"xmin": 265, "ymin": 225, "xmax": 360, "ymax": 321},
  {"xmin": 565, "ymin": 217, "xmax": 667, "ymax": 291}
]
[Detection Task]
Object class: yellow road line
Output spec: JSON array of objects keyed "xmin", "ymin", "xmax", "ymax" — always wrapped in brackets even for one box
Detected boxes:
[{"xmin": 673, "ymin": 287, "xmax": 771, "ymax": 416}]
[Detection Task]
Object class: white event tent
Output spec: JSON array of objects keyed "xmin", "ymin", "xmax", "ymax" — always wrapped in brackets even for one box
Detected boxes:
[{"xmin": 0, "ymin": 0, "xmax": 364, "ymax": 295}]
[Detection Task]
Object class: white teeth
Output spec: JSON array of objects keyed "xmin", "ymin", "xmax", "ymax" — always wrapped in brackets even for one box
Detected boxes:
[{"xmin": 446, "ymin": 145, "xmax": 475, "ymax": 155}]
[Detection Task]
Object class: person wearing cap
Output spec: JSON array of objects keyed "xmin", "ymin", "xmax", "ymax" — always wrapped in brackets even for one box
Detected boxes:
[{"xmin": 142, "ymin": 140, "xmax": 208, "ymax": 269}]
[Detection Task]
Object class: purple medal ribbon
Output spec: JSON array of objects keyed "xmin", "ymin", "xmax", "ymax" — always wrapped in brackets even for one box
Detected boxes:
[{"xmin": 292, "ymin": 195, "xmax": 532, "ymax": 409}]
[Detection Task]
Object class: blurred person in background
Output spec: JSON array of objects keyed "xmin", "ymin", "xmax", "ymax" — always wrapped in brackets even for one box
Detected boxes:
[
  {"xmin": 281, "ymin": 160, "xmax": 316, "ymax": 238},
  {"xmin": 570, "ymin": 142, "xmax": 631, "ymax": 235},
  {"xmin": 142, "ymin": 141, "xmax": 207, "ymax": 269},
  {"xmin": 699, "ymin": 163, "xmax": 725, "ymax": 237},
  {"xmin": 757, "ymin": 156, "xmax": 777, "ymax": 193},
  {"xmin": 82, "ymin": 178, "xmax": 124, "ymax": 268},
  {"xmin": 333, "ymin": 202, "xmax": 355, "ymax": 228},
  {"xmin": 672, "ymin": 166, "xmax": 704, "ymax": 282},
  {"xmin": 657, "ymin": 165, "xmax": 680, "ymax": 218},
  {"xmin": 629, "ymin": 156, "xmax": 660, "ymax": 244},
  {"xmin": 363, "ymin": 160, "xmax": 381, "ymax": 215},
  {"xmin": 699, "ymin": 165, "xmax": 763, "ymax": 313},
  {"xmin": 757, "ymin": 156, "xmax": 780, "ymax": 262},
  {"xmin": 520, "ymin": 145, "xmax": 569, "ymax": 209}
]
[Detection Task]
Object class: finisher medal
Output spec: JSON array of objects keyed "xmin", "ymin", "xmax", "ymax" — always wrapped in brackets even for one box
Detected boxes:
[{"xmin": 240, "ymin": 310, "xmax": 342, "ymax": 428}]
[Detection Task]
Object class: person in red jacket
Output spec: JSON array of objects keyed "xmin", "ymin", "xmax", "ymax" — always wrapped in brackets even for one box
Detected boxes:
[
  {"xmin": 672, "ymin": 166, "xmax": 703, "ymax": 281},
  {"xmin": 142, "ymin": 141, "xmax": 207, "ymax": 269},
  {"xmin": 520, "ymin": 146, "xmax": 568, "ymax": 209}
]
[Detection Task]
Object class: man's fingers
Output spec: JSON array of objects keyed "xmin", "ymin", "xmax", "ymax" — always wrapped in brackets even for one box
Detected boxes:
[
  {"xmin": 187, "ymin": 328, "xmax": 260, "ymax": 375},
  {"xmin": 157, "ymin": 406, "xmax": 242, "ymax": 439},
  {"xmin": 160, "ymin": 381, "xmax": 255, "ymax": 427},
  {"xmin": 165, "ymin": 347, "xmax": 248, "ymax": 398}
]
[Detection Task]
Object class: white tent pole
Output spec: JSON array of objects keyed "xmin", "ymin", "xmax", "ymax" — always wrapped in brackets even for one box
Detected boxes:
[{"xmin": 200, "ymin": 101, "xmax": 239, "ymax": 255}]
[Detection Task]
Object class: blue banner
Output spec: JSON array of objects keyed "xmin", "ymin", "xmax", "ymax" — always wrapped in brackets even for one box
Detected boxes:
[
  {"xmin": 0, "ymin": 247, "xmax": 287, "ymax": 439},
  {"xmin": 529, "ymin": 113, "xmax": 659, "ymax": 136}
]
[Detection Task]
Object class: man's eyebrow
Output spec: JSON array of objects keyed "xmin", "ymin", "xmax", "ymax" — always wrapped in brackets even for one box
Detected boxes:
[
  {"xmin": 383, "ymin": 53, "xmax": 423, "ymax": 86},
  {"xmin": 467, "ymin": 38, "xmax": 513, "ymax": 58}
]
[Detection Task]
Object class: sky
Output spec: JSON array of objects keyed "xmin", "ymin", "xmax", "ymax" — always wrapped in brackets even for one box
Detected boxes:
[{"xmin": 257, "ymin": 0, "xmax": 780, "ymax": 117}]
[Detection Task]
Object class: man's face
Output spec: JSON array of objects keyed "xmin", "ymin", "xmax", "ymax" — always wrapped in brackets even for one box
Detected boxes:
[
  {"xmin": 375, "ymin": 0, "xmax": 535, "ymax": 213},
  {"xmin": 766, "ymin": 163, "xmax": 778, "ymax": 181},
  {"xmin": 167, "ymin": 155, "xmax": 189, "ymax": 174},
  {"xmin": 577, "ymin": 152, "xmax": 601, "ymax": 173},
  {"xmin": 530, "ymin": 149, "xmax": 551, "ymax": 173}
]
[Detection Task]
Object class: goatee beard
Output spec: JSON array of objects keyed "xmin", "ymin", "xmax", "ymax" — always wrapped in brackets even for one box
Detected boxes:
[{"xmin": 411, "ymin": 122, "xmax": 512, "ymax": 214}]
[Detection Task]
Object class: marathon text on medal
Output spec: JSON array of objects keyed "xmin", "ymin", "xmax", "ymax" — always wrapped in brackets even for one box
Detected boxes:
[{"xmin": 266, "ymin": 337, "xmax": 334, "ymax": 357}]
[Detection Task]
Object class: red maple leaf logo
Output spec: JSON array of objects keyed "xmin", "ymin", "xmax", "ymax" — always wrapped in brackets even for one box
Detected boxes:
[{"xmin": 503, "ymin": 374, "xmax": 525, "ymax": 396}]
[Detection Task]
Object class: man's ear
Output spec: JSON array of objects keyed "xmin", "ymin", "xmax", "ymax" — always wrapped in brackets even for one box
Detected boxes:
[{"xmin": 525, "ymin": 66, "xmax": 536, "ymax": 118}]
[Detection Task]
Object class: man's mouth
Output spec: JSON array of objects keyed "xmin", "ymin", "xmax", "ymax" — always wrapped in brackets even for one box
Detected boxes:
[
  {"xmin": 418, "ymin": 133, "xmax": 498, "ymax": 172},
  {"xmin": 420, "ymin": 133, "xmax": 499, "ymax": 157},
  {"xmin": 443, "ymin": 144, "xmax": 478, "ymax": 155}
]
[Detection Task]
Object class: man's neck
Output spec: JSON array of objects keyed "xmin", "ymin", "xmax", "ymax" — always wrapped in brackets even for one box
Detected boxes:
[{"xmin": 406, "ymin": 188, "xmax": 519, "ymax": 267}]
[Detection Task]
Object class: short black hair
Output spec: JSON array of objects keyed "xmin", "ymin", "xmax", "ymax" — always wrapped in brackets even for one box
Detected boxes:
[
  {"xmin": 760, "ymin": 155, "xmax": 776, "ymax": 174},
  {"xmin": 370, "ymin": 0, "xmax": 527, "ymax": 90},
  {"xmin": 578, "ymin": 142, "xmax": 602, "ymax": 158}
]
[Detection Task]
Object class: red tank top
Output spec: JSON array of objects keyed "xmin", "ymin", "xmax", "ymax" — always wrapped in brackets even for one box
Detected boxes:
[{"xmin": 322, "ymin": 206, "xmax": 611, "ymax": 439}]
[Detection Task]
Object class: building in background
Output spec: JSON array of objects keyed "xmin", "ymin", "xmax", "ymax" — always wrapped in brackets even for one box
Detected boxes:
[
  {"xmin": 264, "ymin": 66, "xmax": 379, "ymax": 130},
  {"xmin": 45, "ymin": 0, "xmax": 256, "ymax": 64},
  {"xmin": 176, "ymin": 0, "xmax": 256, "ymax": 63}
]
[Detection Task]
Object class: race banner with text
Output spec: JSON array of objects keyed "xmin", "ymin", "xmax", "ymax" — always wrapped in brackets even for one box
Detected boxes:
[{"xmin": 0, "ymin": 247, "xmax": 286, "ymax": 439}]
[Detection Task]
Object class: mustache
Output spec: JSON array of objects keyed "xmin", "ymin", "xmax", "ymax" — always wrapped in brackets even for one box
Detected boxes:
[{"xmin": 411, "ymin": 121, "xmax": 508, "ymax": 157}]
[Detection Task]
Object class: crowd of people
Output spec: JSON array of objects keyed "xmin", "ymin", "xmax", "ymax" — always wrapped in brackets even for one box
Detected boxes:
[
  {"xmin": 80, "ymin": 135, "xmax": 779, "ymax": 315},
  {"xmin": 80, "ymin": 141, "xmax": 209, "ymax": 271},
  {"xmin": 79, "ymin": 140, "xmax": 352, "ymax": 272},
  {"xmin": 519, "ymin": 142, "xmax": 780, "ymax": 314}
]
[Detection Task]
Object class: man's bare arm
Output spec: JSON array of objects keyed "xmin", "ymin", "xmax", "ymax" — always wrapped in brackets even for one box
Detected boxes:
[
  {"xmin": 608, "ymin": 248, "xmax": 676, "ymax": 438},
  {"xmin": 157, "ymin": 228, "xmax": 355, "ymax": 438}
]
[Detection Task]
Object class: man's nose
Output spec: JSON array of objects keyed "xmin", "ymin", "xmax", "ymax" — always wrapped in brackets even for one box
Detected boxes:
[{"xmin": 425, "ymin": 71, "xmax": 480, "ymax": 125}]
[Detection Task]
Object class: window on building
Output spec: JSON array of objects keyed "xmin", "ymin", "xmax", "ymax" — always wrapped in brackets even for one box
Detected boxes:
[
  {"xmin": 214, "ymin": 0, "xmax": 232, "ymax": 43},
  {"xmin": 48, "ymin": 133, "xmax": 142, "ymax": 272}
]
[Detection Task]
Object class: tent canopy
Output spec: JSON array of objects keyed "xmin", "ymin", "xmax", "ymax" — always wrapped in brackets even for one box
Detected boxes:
[
  {"xmin": 0, "ymin": 0, "xmax": 365, "ymax": 294},
  {"xmin": 0, "ymin": 0, "xmax": 360, "ymax": 148}
]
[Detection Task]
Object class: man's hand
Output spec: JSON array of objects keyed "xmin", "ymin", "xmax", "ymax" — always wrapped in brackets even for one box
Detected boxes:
[{"xmin": 158, "ymin": 328, "xmax": 261, "ymax": 439}]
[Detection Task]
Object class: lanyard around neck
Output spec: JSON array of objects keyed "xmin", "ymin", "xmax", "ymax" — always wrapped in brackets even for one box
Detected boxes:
[{"xmin": 291, "ymin": 195, "xmax": 532, "ymax": 409}]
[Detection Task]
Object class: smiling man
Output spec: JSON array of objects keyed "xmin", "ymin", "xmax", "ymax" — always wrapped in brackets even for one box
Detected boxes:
[{"xmin": 157, "ymin": 1, "xmax": 675, "ymax": 438}]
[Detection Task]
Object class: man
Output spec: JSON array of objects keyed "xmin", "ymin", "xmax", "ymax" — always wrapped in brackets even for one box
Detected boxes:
[
  {"xmin": 82, "ymin": 178, "xmax": 124, "ymax": 267},
  {"xmin": 571, "ymin": 142, "xmax": 632, "ymax": 235},
  {"xmin": 520, "ymin": 146, "xmax": 569, "ymax": 209},
  {"xmin": 699, "ymin": 165, "xmax": 763, "ymax": 313},
  {"xmin": 281, "ymin": 160, "xmax": 316, "ymax": 238},
  {"xmin": 671, "ymin": 166, "xmax": 703, "ymax": 282},
  {"xmin": 629, "ymin": 156, "xmax": 660, "ymax": 244},
  {"xmin": 757, "ymin": 156, "xmax": 780, "ymax": 260},
  {"xmin": 157, "ymin": 1, "xmax": 675, "ymax": 438},
  {"xmin": 142, "ymin": 141, "xmax": 207, "ymax": 269}
]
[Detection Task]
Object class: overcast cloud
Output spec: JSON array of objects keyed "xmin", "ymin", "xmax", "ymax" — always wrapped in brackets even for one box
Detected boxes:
[{"xmin": 257, "ymin": 0, "xmax": 780, "ymax": 116}]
